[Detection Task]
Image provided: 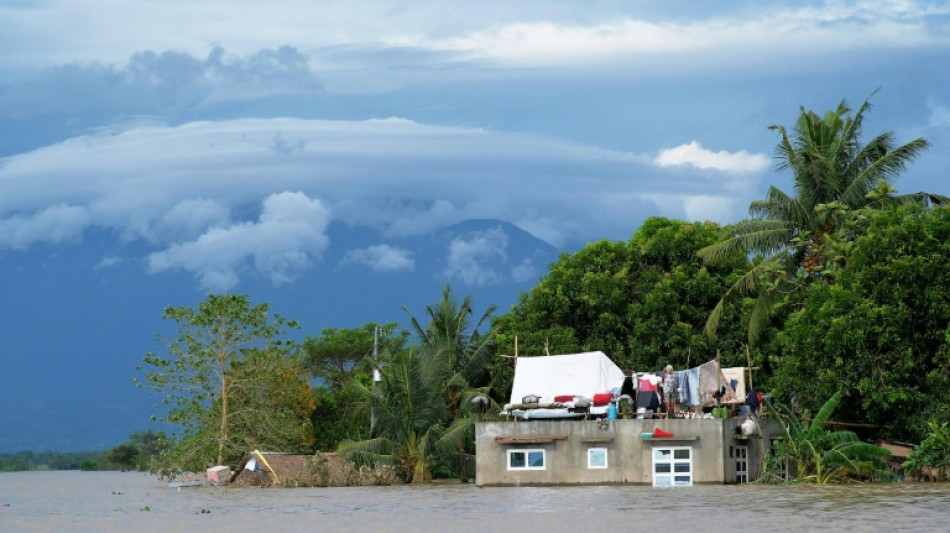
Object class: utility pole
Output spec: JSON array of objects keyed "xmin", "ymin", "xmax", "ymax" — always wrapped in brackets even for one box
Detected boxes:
[{"xmin": 371, "ymin": 325, "xmax": 380, "ymax": 437}]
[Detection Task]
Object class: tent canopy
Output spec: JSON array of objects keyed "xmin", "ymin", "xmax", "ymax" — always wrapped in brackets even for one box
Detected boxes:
[{"xmin": 509, "ymin": 351, "xmax": 626, "ymax": 404}]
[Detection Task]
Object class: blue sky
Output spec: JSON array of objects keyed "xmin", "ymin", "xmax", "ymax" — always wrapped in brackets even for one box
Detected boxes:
[{"xmin": 2, "ymin": 1, "xmax": 949, "ymax": 451}]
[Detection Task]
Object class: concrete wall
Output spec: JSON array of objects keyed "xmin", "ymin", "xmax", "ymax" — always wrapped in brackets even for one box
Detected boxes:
[{"xmin": 476, "ymin": 417, "xmax": 780, "ymax": 486}]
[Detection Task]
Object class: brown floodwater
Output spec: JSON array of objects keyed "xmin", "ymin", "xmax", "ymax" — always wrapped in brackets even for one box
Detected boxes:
[{"xmin": 1, "ymin": 471, "xmax": 948, "ymax": 532}]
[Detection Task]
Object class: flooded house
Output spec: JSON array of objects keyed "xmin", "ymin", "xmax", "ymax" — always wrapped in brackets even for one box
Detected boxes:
[{"xmin": 475, "ymin": 351, "xmax": 783, "ymax": 486}]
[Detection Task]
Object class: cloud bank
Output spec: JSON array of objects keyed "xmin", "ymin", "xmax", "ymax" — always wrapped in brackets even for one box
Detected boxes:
[
  {"xmin": 0, "ymin": 117, "xmax": 767, "ymax": 286},
  {"xmin": 3, "ymin": 1, "xmax": 947, "ymax": 71}
]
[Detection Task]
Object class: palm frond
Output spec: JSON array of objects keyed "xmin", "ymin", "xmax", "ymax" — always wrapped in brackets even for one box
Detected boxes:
[
  {"xmin": 747, "ymin": 285, "xmax": 784, "ymax": 346},
  {"xmin": 750, "ymin": 187, "xmax": 809, "ymax": 228},
  {"xmin": 892, "ymin": 192, "xmax": 950, "ymax": 207},
  {"xmin": 807, "ymin": 390, "xmax": 843, "ymax": 438},
  {"xmin": 697, "ymin": 219, "xmax": 792, "ymax": 264},
  {"xmin": 703, "ymin": 251, "xmax": 790, "ymax": 336},
  {"xmin": 843, "ymin": 137, "xmax": 929, "ymax": 207}
]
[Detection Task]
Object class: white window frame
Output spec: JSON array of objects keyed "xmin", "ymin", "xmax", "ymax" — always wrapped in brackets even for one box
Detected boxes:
[
  {"xmin": 735, "ymin": 445, "xmax": 748, "ymax": 483},
  {"xmin": 587, "ymin": 447, "xmax": 608, "ymax": 469},
  {"xmin": 652, "ymin": 446, "xmax": 693, "ymax": 487},
  {"xmin": 507, "ymin": 448, "xmax": 546, "ymax": 471}
]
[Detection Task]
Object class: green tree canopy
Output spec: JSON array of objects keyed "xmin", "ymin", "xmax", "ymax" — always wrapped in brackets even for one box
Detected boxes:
[
  {"xmin": 490, "ymin": 217, "xmax": 750, "ymax": 397},
  {"xmin": 699, "ymin": 94, "xmax": 941, "ymax": 343},
  {"xmin": 302, "ymin": 322, "xmax": 409, "ymax": 388},
  {"xmin": 136, "ymin": 294, "xmax": 313, "ymax": 472},
  {"xmin": 339, "ymin": 286, "xmax": 496, "ymax": 482},
  {"xmin": 404, "ymin": 284, "xmax": 496, "ymax": 387},
  {"xmin": 339, "ymin": 341, "xmax": 490, "ymax": 483},
  {"xmin": 768, "ymin": 205, "xmax": 950, "ymax": 442}
]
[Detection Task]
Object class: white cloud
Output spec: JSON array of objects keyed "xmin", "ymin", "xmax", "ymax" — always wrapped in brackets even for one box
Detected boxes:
[
  {"xmin": 654, "ymin": 141, "xmax": 769, "ymax": 174},
  {"xmin": 0, "ymin": 204, "xmax": 90, "ymax": 249},
  {"xmin": 94, "ymin": 256, "xmax": 124, "ymax": 269},
  {"xmin": 341, "ymin": 244, "xmax": 415, "ymax": 272},
  {"xmin": 423, "ymin": 3, "xmax": 950, "ymax": 68},
  {"xmin": 0, "ymin": 117, "xmax": 761, "ymax": 255},
  {"xmin": 638, "ymin": 193, "xmax": 737, "ymax": 224},
  {"xmin": 3, "ymin": 1, "xmax": 947, "ymax": 71},
  {"xmin": 511, "ymin": 257, "xmax": 539, "ymax": 284},
  {"xmin": 443, "ymin": 226, "xmax": 508, "ymax": 286},
  {"xmin": 383, "ymin": 200, "xmax": 460, "ymax": 238},
  {"xmin": 147, "ymin": 192, "xmax": 331, "ymax": 291},
  {"xmin": 157, "ymin": 198, "xmax": 231, "ymax": 242}
]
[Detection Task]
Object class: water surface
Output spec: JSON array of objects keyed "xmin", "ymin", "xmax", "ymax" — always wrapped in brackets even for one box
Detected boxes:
[{"xmin": 1, "ymin": 471, "xmax": 947, "ymax": 532}]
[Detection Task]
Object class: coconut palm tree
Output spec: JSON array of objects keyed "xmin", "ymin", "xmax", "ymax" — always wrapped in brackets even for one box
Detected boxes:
[
  {"xmin": 767, "ymin": 391, "xmax": 893, "ymax": 484},
  {"xmin": 404, "ymin": 284, "xmax": 496, "ymax": 386},
  {"xmin": 698, "ymin": 94, "xmax": 944, "ymax": 342},
  {"xmin": 403, "ymin": 284, "xmax": 497, "ymax": 480},
  {"xmin": 337, "ymin": 343, "xmax": 492, "ymax": 483}
]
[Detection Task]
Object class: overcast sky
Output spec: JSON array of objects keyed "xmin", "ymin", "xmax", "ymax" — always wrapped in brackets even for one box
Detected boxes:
[{"xmin": 1, "ymin": 0, "xmax": 948, "ymax": 289}]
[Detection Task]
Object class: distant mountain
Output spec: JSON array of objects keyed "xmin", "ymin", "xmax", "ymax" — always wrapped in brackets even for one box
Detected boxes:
[{"xmin": 0, "ymin": 219, "xmax": 560, "ymax": 452}]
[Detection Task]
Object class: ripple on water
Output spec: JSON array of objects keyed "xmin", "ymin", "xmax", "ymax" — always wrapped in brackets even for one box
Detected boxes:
[{"xmin": 1, "ymin": 472, "xmax": 949, "ymax": 533}]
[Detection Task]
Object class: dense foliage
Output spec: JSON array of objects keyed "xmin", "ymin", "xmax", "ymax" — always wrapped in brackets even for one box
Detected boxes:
[
  {"xmin": 303, "ymin": 322, "xmax": 409, "ymax": 451},
  {"xmin": 904, "ymin": 422, "xmax": 950, "ymax": 481},
  {"xmin": 768, "ymin": 391, "xmax": 893, "ymax": 483},
  {"xmin": 699, "ymin": 95, "xmax": 940, "ymax": 343},
  {"xmin": 302, "ymin": 322, "xmax": 409, "ymax": 388},
  {"xmin": 768, "ymin": 205, "xmax": 950, "ymax": 442},
  {"xmin": 136, "ymin": 294, "xmax": 313, "ymax": 473},
  {"xmin": 489, "ymin": 218, "xmax": 751, "ymax": 399},
  {"xmin": 339, "ymin": 287, "xmax": 494, "ymax": 483}
]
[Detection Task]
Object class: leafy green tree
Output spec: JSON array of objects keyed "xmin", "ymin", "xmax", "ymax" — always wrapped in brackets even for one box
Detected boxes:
[
  {"xmin": 0, "ymin": 451, "xmax": 34, "ymax": 472},
  {"xmin": 104, "ymin": 443, "xmax": 142, "ymax": 471},
  {"xmin": 0, "ymin": 451, "xmax": 106, "ymax": 471},
  {"xmin": 128, "ymin": 430, "xmax": 171, "ymax": 467},
  {"xmin": 301, "ymin": 323, "xmax": 408, "ymax": 451},
  {"xmin": 302, "ymin": 322, "xmax": 409, "ymax": 388},
  {"xmin": 338, "ymin": 286, "xmax": 496, "ymax": 483},
  {"xmin": 768, "ymin": 391, "xmax": 893, "ymax": 483},
  {"xmin": 490, "ymin": 218, "xmax": 750, "ymax": 397},
  {"xmin": 769, "ymin": 205, "xmax": 950, "ymax": 441},
  {"xmin": 699, "ymin": 95, "xmax": 940, "ymax": 343},
  {"xmin": 310, "ymin": 383, "xmax": 369, "ymax": 451},
  {"xmin": 136, "ymin": 294, "xmax": 313, "ymax": 472}
]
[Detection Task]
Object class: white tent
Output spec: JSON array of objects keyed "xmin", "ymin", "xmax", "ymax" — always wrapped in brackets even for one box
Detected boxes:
[{"xmin": 508, "ymin": 351, "xmax": 626, "ymax": 416}]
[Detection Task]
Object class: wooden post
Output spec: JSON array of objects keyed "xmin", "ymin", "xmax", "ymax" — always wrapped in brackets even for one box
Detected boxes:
[
  {"xmin": 716, "ymin": 349, "xmax": 721, "ymax": 409},
  {"xmin": 514, "ymin": 335, "xmax": 518, "ymax": 368},
  {"xmin": 499, "ymin": 336, "xmax": 519, "ymax": 369}
]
